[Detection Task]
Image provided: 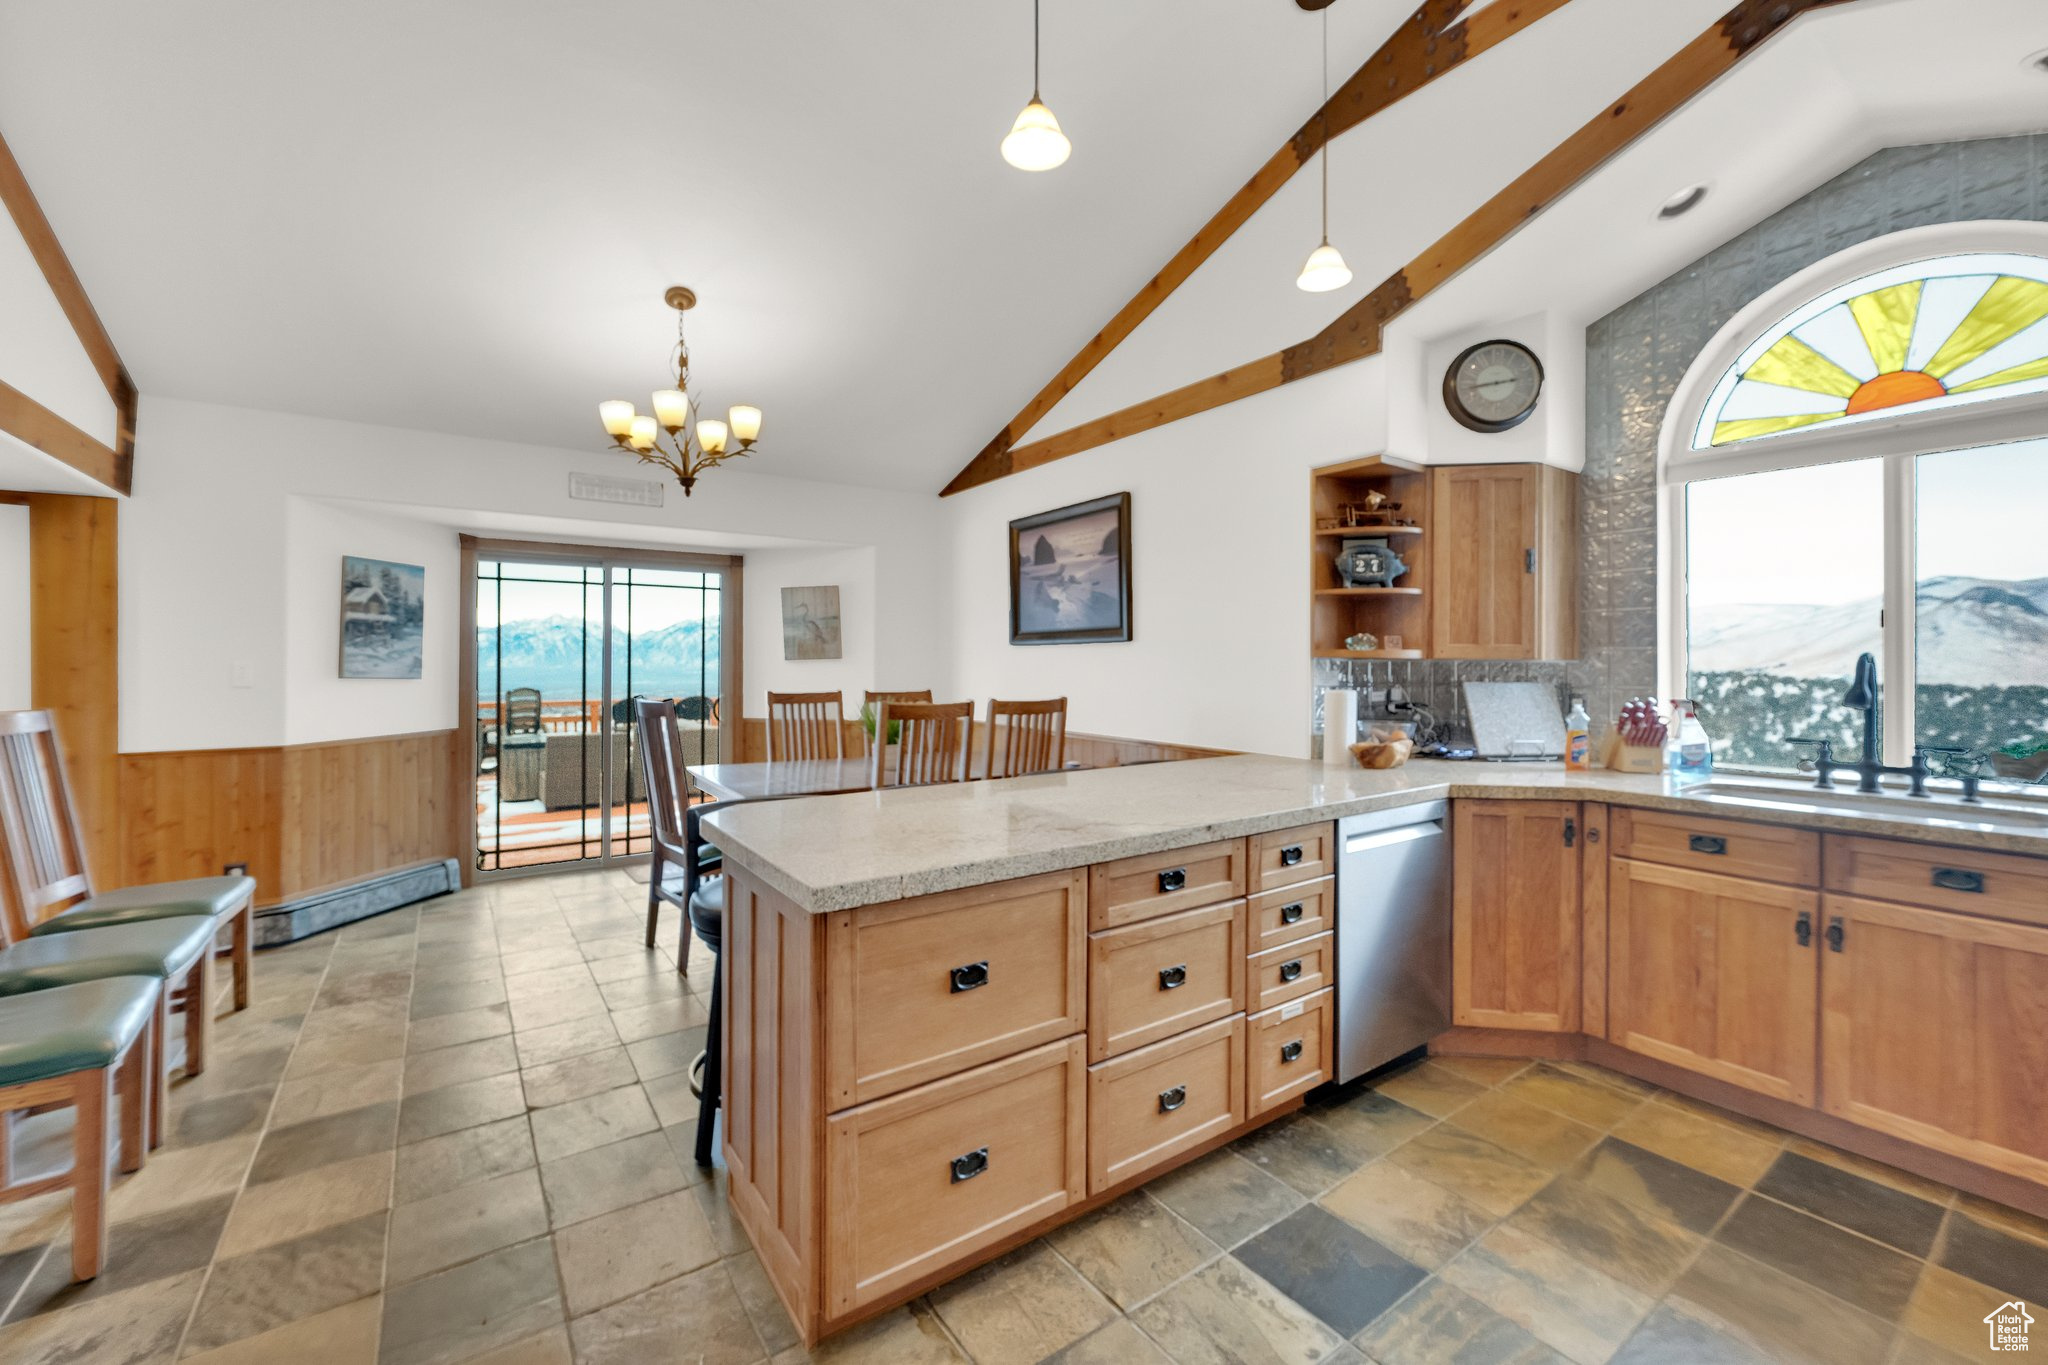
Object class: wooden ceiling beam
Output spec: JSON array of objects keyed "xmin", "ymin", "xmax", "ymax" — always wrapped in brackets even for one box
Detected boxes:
[
  {"xmin": 0, "ymin": 378, "xmax": 128, "ymax": 491},
  {"xmin": 960, "ymin": 0, "xmax": 1860, "ymax": 493},
  {"xmin": 941, "ymin": 0, "xmax": 1575, "ymax": 497},
  {"xmin": 0, "ymin": 127, "xmax": 136, "ymax": 493}
]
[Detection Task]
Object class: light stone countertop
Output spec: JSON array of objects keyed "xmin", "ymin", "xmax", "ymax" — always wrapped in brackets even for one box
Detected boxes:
[{"xmin": 701, "ymin": 754, "xmax": 2048, "ymax": 914}]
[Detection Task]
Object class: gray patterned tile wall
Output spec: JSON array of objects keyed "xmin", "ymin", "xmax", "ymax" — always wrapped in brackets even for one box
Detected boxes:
[{"xmin": 1315, "ymin": 133, "xmax": 2048, "ymax": 754}]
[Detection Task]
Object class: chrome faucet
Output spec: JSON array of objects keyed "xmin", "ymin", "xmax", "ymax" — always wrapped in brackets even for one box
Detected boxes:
[{"xmin": 1788, "ymin": 652, "xmax": 1978, "ymax": 800}]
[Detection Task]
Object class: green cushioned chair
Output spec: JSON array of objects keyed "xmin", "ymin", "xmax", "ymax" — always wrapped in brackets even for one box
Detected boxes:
[
  {"xmin": 0, "ymin": 712, "xmax": 257, "ymax": 1014},
  {"xmin": 0, "ymin": 978, "xmax": 157, "ymax": 1282},
  {"xmin": 0, "ymin": 916, "xmax": 219, "ymax": 1148}
]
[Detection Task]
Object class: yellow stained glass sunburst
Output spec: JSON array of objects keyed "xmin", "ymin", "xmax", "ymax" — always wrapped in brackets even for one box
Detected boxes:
[{"xmin": 1700, "ymin": 256, "xmax": 2048, "ymax": 448}]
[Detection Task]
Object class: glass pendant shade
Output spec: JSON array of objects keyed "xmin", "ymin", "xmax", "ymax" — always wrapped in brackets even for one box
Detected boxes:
[
  {"xmin": 628, "ymin": 414, "xmax": 658, "ymax": 450},
  {"xmin": 728, "ymin": 404, "xmax": 762, "ymax": 444},
  {"xmin": 599, "ymin": 400, "xmax": 636, "ymax": 437},
  {"xmin": 1296, "ymin": 240, "xmax": 1352, "ymax": 293},
  {"xmin": 697, "ymin": 418, "xmax": 729, "ymax": 454},
  {"xmin": 1001, "ymin": 99, "xmax": 1070, "ymax": 171},
  {"xmin": 652, "ymin": 388, "xmax": 690, "ymax": 430}
]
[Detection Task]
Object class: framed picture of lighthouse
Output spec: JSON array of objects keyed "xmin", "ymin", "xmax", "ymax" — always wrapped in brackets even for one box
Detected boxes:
[{"xmin": 1008, "ymin": 492, "xmax": 1132, "ymax": 645}]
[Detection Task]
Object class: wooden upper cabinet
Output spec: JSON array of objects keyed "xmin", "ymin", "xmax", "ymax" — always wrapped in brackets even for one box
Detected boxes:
[
  {"xmin": 1819, "ymin": 894, "xmax": 2048, "ymax": 1186},
  {"xmin": 1608, "ymin": 859, "xmax": 1819, "ymax": 1105},
  {"xmin": 1452, "ymin": 800, "xmax": 1580, "ymax": 1032},
  {"xmin": 1429, "ymin": 464, "xmax": 1576, "ymax": 660}
]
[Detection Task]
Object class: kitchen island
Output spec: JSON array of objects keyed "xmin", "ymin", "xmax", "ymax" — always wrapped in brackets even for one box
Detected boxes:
[{"xmin": 702, "ymin": 754, "xmax": 2048, "ymax": 1345}]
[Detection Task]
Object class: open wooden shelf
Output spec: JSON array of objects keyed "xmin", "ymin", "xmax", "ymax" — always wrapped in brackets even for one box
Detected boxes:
[
  {"xmin": 1313, "ymin": 587, "xmax": 1423, "ymax": 598},
  {"xmin": 1312, "ymin": 648, "xmax": 1425, "ymax": 660}
]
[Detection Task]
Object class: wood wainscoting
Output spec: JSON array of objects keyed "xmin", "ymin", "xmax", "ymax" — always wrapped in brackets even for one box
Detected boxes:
[{"xmin": 118, "ymin": 730, "xmax": 463, "ymax": 907}]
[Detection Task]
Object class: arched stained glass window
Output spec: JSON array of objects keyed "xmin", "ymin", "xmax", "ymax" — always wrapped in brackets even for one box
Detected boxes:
[{"xmin": 1692, "ymin": 252, "xmax": 2048, "ymax": 448}]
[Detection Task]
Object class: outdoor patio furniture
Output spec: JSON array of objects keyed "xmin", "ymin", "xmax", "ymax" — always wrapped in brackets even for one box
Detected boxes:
[
  {"xmin": 500, "ymin": 733, "xmax": 547, "ymax": 802},
  {"xmin": 505, "ymin": 687, "xmax": 543, "ymax": 734},
  {"xmin": 541, "ymin": 731, "xmax": 647, "ymax": 810}
]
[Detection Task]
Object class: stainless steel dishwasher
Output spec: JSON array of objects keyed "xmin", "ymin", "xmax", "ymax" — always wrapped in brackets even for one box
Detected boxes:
[{"xmin": 1335, "ymin": 800, "xmax": 1451, "ymax": 1083}]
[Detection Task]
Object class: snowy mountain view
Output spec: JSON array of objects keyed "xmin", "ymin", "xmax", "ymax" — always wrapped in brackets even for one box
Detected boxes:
[
  {"xmin": 477, "ymin": 615, "xmax": 721, "ymax": 701},
  {"xmin": 1689, "ymin": 576, "xmax": 2048, "ymax": 775}
]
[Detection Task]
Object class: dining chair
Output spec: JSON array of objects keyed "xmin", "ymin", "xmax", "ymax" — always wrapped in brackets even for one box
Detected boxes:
[
  {"xmin": 633, "ymin": 698, "xmax": 720, "ymax": 952},
  {"xmin": 860, "ymin": 690, "xmax": 932, "ymax": 756},
  {"xmin": 986, "ymin": 697, "xmax": 1069, "ymax": 778},
  {"xmin": 872, "ymin": 701, "xmax": 973, "ymax": 788},
  {"xmin": 0, "ymin": 711, "xmax": 254, "ymax": 1015},
  {"xmin": 766, "ymin": 691, "xmax": 846, "ymax": 762}
]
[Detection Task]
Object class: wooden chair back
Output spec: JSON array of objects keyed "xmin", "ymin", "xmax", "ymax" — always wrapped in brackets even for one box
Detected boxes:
[
  {"xmin": 0, "ymin": 710, "xmax": 95, "ymax": 944},
  {"xmin": 505, "ymin": 687, "xmax": 543, "ymax": 735},
  {"xmin": 766, "ymin": 691, "xmax": 846, "ymax": 762},
  {"xmin": 985, "ymin": 697, "xmax": 1069, "ymax": 778},
  {"xmin": 861, "ymin": 690, "xmax": 932, "ymax": 756},
  {"xmin": 633, "ymin": 698, "xmax": 691, "ymax": 873},
  {"xmin": 873, "ymin": 701, "xmax": 973, "ymax": 789}
]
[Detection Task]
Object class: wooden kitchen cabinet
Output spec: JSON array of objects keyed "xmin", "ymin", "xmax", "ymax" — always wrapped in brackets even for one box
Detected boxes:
[
  {"xmin": 1608, "ymin": 859, "xmax": 1820, "ymax": 1105},
  {"xmin": 1429, "ymin": 463, "xmax": 1576, "ymax": 660},
  {"xmin": 1452, "ymin": 800, "xmax": 1580, "ymax": 1032},
  {"xmin": 1820, "ymin": 894, "xmax": 2048, "ymax": 1185}
]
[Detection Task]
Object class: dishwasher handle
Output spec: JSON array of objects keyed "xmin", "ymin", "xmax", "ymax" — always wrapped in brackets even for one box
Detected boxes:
[{"xmin": 1343, "ymin": 822, "xmax": 1444, "ymax": 855}]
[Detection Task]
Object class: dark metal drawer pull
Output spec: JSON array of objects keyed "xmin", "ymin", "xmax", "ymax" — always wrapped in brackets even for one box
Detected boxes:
[
  {"xmin": 1159, "ymin": 964, "xmax": 1188, "ymax": 990},
  {"xmin": 950, "ymin": 1147, "xmax": 989, "ymax": 1183},
  {"xmin": 1932, "ymin": 867, "xmax": 1985, "ymax": 893},
  {"xmin": 1280, "ymin": 845, "xmax": 1304, "ymax": 867},
  {"xmin": 1158, "ymin": 868, "xmax": 1187, "ymax": 894},
  {"xmin": 949, "ymin": 961, "xmax": 989, "ymax": 993},
  {"xmin": 1158, "ymin": 1086, "xmax": 1187, "ymax": 1113},
  {"xmin": 1795, "ymin": 911, "xmax": 1812, "ymax": 948},
  {"xmin": 1688, "ymin": 834, "xmax": 1728, "ymax": 855},
  {"xmin": 1826, "ymin": 917, "xmax": 1845, "ymax": 953},
  {"xmin": 1279, "ymin": 960, "xmax": 1304, "ymax": 983},
  {"xmin": 1280, "ymin": 1040, "xmax": 1304, "ymax": 1064},
  {"xmin": 1280, "ymin": 902, "xmax": 1305, "ymax": 925}
]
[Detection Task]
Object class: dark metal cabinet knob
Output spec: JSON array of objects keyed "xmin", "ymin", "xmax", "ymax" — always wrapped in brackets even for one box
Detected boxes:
[
  {"xmin": 949, "ymin": 961, "xmax": 989, "ymax": 993},
  {"xmin": 1158, "ymin": 1086, "xmax": 1187, "ymax": 1113},
  {"xmin": 950, "ymin": 1147, "xmax": 989, "ymax": 1183},
  {"xmin": 1279, "ymin": 960, "xmax": 1304, "ymax": 983},
  {"xmin": 1826, "ymin": 917, "xmax": 1846, "ymax": 953},
  {"xmin": 1158, "ymin": 868, "xmax": 1187, "ymax": 894},
  {"xmin": 1158, "ymin": 964, "xmax": 1188, "ymax": 990},
  {"xmin": 1689, "ymin": 834, "xmax": 1728, "ymax": 855},
  {"xmin": 1280, "ymin": 1040, "xmax": 1304, "ymax": 1064},
  {"xmin": 1280, "ymin": 902, "xmax": 1304, "ymax": 925},
  {"xmin": 1280, "ymin": 845, "xmax": 1304, "ymax": 867},
  {"xmin": 1795, "ymin": 911, "xmax": 1812, "ymax": 948}
]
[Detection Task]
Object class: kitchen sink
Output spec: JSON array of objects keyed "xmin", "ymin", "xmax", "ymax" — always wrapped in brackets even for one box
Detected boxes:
[{"xmin": 1677, "ymin": 775, "xmax": 2048, "ymax": 833}]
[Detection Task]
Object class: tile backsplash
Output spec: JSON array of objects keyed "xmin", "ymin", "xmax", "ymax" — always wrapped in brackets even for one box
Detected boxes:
[{"xmin": 1313, "ymin": 132, "xmax": 2048, "ymax": 757}]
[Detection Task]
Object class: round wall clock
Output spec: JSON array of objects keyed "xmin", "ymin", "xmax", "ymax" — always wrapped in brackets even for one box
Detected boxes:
[{"xmin": 1443, "ymin": 339, "xmax": 1544, "ymax": 433}]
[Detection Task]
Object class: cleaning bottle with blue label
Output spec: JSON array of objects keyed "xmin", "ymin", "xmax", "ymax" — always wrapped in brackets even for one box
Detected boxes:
[{"xmin": 1667, "ymin": 700, "xmax": 1715, "ymax": 785}]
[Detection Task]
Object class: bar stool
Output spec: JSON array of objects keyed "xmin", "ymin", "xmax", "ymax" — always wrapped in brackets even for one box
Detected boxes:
[{"xmin": 686, "ymin": 872, "xmax": 723, "ymax": 1167}]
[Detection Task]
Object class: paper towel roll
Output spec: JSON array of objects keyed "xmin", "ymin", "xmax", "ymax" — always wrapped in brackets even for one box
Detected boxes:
[{"xmin": 1323, "ymin": 689, "xmax": 1358, "ymax": 767}]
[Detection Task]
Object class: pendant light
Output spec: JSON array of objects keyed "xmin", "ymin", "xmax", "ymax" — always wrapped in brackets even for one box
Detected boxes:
[
  {"xmin": 1001, "ymin": 0, "xmax": 1071, "ymax": 171},
  {"xmin": 1296, "ymin": 6, "xmax": 1352, "ymax": 292}
]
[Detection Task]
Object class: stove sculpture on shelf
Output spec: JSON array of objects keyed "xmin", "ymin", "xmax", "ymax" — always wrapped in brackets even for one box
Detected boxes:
[{"xmin": 1336, "ymin": 538, "xmax": 1408, "ymax": 588}]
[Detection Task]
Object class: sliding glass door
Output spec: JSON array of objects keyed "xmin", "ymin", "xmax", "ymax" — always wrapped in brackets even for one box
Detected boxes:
[{"xmin": 470, "ymin": 547, "xmax": 733, "ymax": 876}]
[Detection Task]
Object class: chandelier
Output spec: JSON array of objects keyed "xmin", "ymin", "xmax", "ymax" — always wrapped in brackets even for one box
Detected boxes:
[{"xmin": 598, "ymin": 285, "xmax": 762, "ymax": 497}]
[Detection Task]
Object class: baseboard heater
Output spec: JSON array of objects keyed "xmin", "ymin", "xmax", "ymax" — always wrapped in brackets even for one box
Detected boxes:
[{"xmin": 252, "ymin": 858, "xmax": 461, "ymax": 946}]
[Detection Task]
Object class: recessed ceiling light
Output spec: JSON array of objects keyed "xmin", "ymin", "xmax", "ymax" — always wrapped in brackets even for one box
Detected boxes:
[{"xmin": 1656, "ymin": 183, "xmax": 1710, "ymax": 221}]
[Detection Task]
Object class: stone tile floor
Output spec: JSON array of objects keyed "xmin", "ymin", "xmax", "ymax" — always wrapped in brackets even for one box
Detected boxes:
[{"xmin": 2, "ymin": 866, "xmax": 2044, "ymax": 1363}]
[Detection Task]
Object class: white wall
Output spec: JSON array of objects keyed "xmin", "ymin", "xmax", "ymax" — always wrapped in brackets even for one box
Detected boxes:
[
  {"xmin": 0, "ymin": 204, "xmax": 116, "ymax": 455},
  {"xmin": 282, "ymin": 497, "xmax": 460, "ymax": 745},
  {"xmin": 741, "ymin": 545, "xmax": 880, "ymax": 717},
  {"xmin": 121, "ymin": 396, "xmax": 951, "ymax": 753},
  {"xmin": 0, "ymin": 503, "xmax": 29, "ymax": 709},
  {"xmin": 945, "ymin": 360, "xmax": 1385, "ymax": 760}
]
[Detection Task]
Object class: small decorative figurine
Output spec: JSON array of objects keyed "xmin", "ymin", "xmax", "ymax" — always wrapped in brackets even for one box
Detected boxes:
[
  {"xmin": 1345, "ymin": 632, "xmax": 1379, "ymax": 652},
  {"xmin": 1336, "ymin": 538, "xmax": 1409, "ymax": 588}
]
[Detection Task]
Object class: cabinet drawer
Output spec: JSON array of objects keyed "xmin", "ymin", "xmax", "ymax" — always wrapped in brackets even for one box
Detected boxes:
[
  {"xmin": 1251, "ymin": 823, "xmax": 1335, "ymax": 893},
  {"xmin": 1824, "ymin": 836, "xmax": 2048, "ymax": 928},
  {"xmin": 1612, "ymin": 808, "xmax": 1818, "ymax": 886},
  {"xmin": 824, "ymin": 870, "xmax": 1087, "ymax": 1108},
  {"xmin": 1248, "ymin": 931, "xmax": 1333, "ymax": 1013},
  {"xmin": 1089, "ymin": 839, "xmax": 1247, "ymax": 931},
  {"xmin": 1248, "ymin": 878, "xmax": 1333, "ymax": 954},
  {"xmin": 1088, "ymin": 902, "xmax": 1245, "ymax": 1062},
  {"xmin": 1247, "ymin": 988, "xmax": 1332, "ymax": 1118},
  {"xmin": 825, "ymin": 1036, "xmax": 1085, "ymax": 1318},
  {"xmin": 1087, "ymin": 1015, "xmax": 1243, "ymax": 1194}
]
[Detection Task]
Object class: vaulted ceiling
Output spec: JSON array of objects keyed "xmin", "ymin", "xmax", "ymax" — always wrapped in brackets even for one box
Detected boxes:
[{"xmin": 0, "ymin": 0, "xmax": 2042, "ymax": 496}]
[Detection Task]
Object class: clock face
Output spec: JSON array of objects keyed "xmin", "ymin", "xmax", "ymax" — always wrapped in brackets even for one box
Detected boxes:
[{"xmin": 1445, "ymin": 340, "xmax": 1544, "ymax": 433}]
